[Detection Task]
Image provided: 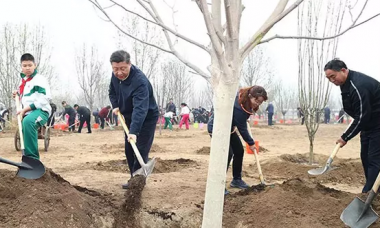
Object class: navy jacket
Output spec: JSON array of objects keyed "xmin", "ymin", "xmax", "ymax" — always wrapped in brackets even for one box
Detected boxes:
[
  {"xmin": 63, "ymin": 105, "xmax": 76, "ymax": 117},
  {"xmin": 109, "ymin": 65, "xmax": 159, "ymax": 135},
  {"xmin": 76, "ymin": 106, "xmax": 91, "ymax": 117},
  {"xmin": 266, "ymin": 103, "xmax": 274, "ymax": 114},
  {"xmin": 340, "ymin": 70, "xmax": 380, "ymax": 141},
  {"xmin": 207, "ymin": 95, "xmax": 255, "ymax": 146}
]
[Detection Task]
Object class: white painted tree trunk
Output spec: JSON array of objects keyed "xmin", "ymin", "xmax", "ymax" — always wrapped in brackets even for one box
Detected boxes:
[{"xmin": 202, "ymin": 75, "xmax": 240, "ymax": 228}]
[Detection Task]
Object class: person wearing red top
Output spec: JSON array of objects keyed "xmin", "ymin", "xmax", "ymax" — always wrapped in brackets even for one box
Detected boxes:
[{"xmin": 98, "ymin": 105, "xmax": 111, "ymax": 129}]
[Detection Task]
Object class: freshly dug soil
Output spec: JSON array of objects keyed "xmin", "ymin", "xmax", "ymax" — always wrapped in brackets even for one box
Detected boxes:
[
  {"xmin": 223, "ymin": 178, "xmax": 366, "ymax": 228},
  {"xmin": 154, "ymin": 158, "xmax": 199, "ymax": 173},
  {"xmin": 263, "ymin": 154, "xmax": 365, "ymax": 186},
  {"xmin": 0, "ymin": 169, "xmax": 115, "ymax": 228},
  {"xmin": 92, "ymin": 159, "xmax": 129, "ymax": 173},
  {"xmin": 196, "ymin": 146, "xmax": 210, "ymax": 155}
]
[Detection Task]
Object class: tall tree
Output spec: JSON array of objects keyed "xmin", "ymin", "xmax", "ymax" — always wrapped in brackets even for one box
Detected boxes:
[
  {"xmin": 75, "ymin": 44, "xmax": 104, "ymax": 111},
  {"xmin": 89, "ymin": 0, "xmax": 380, "ymax": 226},
  {"xmin": 298, "ymin": 0, "xmax": 346, "ymax": 164}
]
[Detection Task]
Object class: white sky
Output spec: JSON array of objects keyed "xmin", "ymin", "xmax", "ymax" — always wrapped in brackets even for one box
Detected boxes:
[{"xmin": 0, "ymin": 0, "xmax": 379, "ymax": 103}]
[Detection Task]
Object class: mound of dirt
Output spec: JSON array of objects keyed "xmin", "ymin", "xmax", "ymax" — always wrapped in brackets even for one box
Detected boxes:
[
  {"xmin": 113, "ymin": 175, "xmax": 146, "ymax": 228},
  {"xmin": 262, "ymin": 155, "xmax": 364, "ymax": 186},
  {"xmin": 150, "ymin": 144, "xmax": 165, "ymax": 153},
  {"xmin": 196, "ymin": 146, "xmax": 210, "ymax": 155},
  {"xmin": 100, "ymin": 143, "xmax": 124, "ymax": 151},
  {"xmin": 259, "ymin": 146, "xmax": 269, "ymax": 153},
  {"xmin": 0, "ymin": 169, "xmax": 115, "ymax": 228},
  {"xmin": 92, "ymin": 159, "xmax": 129, "ymax": 173},
  {"xmin": 154, "ymin": 158, "xmax": 199, "ymax": 173},
  {"xmin": 223, "ymin": 178, "xmax": 360, "ymax": 228},
  {"xmin": 280, "ymin": 153, "xmax": 330, "ymax": 164}
]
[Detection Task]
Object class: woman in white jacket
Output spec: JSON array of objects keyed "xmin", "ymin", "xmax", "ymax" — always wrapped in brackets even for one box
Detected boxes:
[{"xmin": 179, "ymin": 103, "xmax": 190, "ymax": 130}]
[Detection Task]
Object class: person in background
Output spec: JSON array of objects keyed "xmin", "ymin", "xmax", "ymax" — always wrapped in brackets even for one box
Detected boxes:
[
  {"xmin": 339, "ymin": 108, "xmax": 345, "ymax": 123},
  {"xmin": 62, "ymin": 101, "xmax": 76, "ymax": 132},
  {"xmin": 166, "ymin": 99, "xmax": 177, "ymax": 124},
  {"xmin": 324, "ymin": 106, "xmax": 331, "ymax": 124},
  {"xmin": 208, "ymin": 85, "xmax": 268, "ymax": 194},
  {"xmin": 99, "ymin": 105, "xmax": 111, "ymax": 129},
  {"xmin": 73, "ymin": 104, "xmax": 92, "ymax": 134},
  {"xmin": 179, "ymin": 103, "xmax": 190, "ymax": 130},
  {"xmin": 164, "ymin": 111, "xmax": 174, "ymax": 130},
  {"xmin": 297, "ymin": 107, "xmax": 305, "ymax": 125},
  {"xmin": 93, "ymin": 109, "xmax": 100, "ymax": 125},
  {"xmin": 266, "ymin": 102, "xmax": 274, "ymax": 126},
  {"xmin": 324, "ymin": 59, "xmax": 380, "ymax": 193}
]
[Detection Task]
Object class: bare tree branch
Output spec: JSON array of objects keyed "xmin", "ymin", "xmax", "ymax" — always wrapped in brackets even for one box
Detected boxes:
[
  {"xmin": 240, "ymin": 0, "xmax": 304, "ymax": 61},
  {"xmin": 106, "ymin": 0, "xmax": 210, "ymax": 53},
  {"xmin": 259, "ymin": 0, "xmax": 380, "ymax": 44}
]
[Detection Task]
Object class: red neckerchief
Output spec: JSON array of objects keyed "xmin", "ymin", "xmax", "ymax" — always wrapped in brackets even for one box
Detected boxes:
[
  {"xmin": 238, "ymin": 92, "xmax": 254, "ymax": 115},
  {"xmin": 19, "ymin": 77, "xmax": 33, "ymax": 98}
]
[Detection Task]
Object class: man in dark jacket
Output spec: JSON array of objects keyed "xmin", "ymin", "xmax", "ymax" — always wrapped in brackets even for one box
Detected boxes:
[
  {"xmin": 109, "ymin": 50, "xmax": 159, "ymax": 189},
  {"xmin": 73, "ymin": 104, "xmax": 92, "ymax": 133},
  {"xmin": 62, "ymin": 101, "xmax": 77, "ymax": 132},
  {"xmin": 325, "ymin": 59, "xmax": 380, "ymax": 193},
  {"xmin": 266, "ymin": 102, "xmax": 274, "ymax": 125},
  {"xmin": 324, "ymin": 106, "xmax": 331, "ymax": 124}
]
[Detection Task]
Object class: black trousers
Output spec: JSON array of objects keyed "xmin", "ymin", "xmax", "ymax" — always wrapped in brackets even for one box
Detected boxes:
[
  {"xmin": 100, "ymin": 117, "xmax": 105, "ymax": 129},
  {"xmin": 78, "ymin": 115, "xmax": 91, "ymax": 133},
  {"xmin": 124, "ymin": 116, "xmax": 158, "ymax": 176},
  {"xmin": 68, "ymin": 115, "xmax": 76, "ymax": 132},
  {"xmin": 209, "ymin": 131, "xmax": 245, "ymax": 180},
  {"xmin": 268, "ymin": 113, "xmax": 273, "ymax": 125},
  {"xmin": 361, "ymin": 129, "xmax": 380, "ymax": 193}
]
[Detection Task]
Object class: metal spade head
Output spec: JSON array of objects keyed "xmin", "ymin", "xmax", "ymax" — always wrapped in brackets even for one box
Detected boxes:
[
  {"xmin": 133, "ymin": 157, "xmax": 157, "ymax": 177},
  {"xmin": 308, "ymin": 164, "xmax": 337, "ymax": 176},
  {"xmin": 341, "ymin": 197, "xmax": 379, "ymax": 228},
  {"xmin": 16, "ymin": 156, "xmax": 46, "ymax": 180}
]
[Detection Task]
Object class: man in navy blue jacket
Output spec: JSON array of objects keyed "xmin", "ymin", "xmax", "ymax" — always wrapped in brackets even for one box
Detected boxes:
[
  {"xmin": 108, "ymin": 50, "xmax": 159, "ymax": 189},
  {"xmin": 325, "ymin": 59, "xmax": 380, "ymax": 193}
]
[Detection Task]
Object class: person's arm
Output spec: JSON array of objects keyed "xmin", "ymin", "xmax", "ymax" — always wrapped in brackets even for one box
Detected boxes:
[
  {"xmin": 109, "ymin": 76, "xmax": 119, "ymax": 110},
  {"xmin": 130, "ymin": 83, "xmax": 150, "ymax": 135},
  {"xmin": 234, "ymin": 112, "xmax": 255, "ymax": 146},
  {"xmin": 341, "ymin": 86, "xmax": 372, "ymax": 142}
]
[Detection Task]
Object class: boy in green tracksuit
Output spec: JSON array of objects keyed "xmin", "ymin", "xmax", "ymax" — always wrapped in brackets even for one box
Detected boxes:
[{"xmin": 13, "ymin": 53, "xmax": 51, "ymax": 160}]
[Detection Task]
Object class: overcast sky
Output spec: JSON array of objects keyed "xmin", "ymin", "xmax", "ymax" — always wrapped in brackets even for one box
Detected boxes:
[{"xmin": 0, "ymin": 0, "xmax": 379, "ymax": 105}]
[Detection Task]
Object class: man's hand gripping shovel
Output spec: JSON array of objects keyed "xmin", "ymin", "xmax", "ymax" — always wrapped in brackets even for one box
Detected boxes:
[{"xmin": 117, "ymin": 112, "xmax": 156, "ymax": 177}]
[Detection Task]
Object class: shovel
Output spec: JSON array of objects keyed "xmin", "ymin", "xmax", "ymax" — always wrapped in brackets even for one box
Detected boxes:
[
  {"xmin": 0, "ymin": 95, "xmax": 45, "ymax": 179},
  {"xmin": 117, "ymin": 112, "xmax": 156, "ymax": 177},
  {"xmin": 308, "ymin": 143, "xmax": 340, "ymax": 175},
  {"xmin": 340, "ymin": 172, "xmax": 380, "ymax": 228},
  {"xmin": 246, "ymin": 122, "xmax": 265, "ymax": 185}
]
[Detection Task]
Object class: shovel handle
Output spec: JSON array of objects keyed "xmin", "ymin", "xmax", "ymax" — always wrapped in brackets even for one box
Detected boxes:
[
  {"xmin": 117, "ymin": 112, "xmax": 145, "ymax": 166},
  {"xmin": 246, "ymin": 122, "xmax": 265, "ymax": 184},
  {"xmin": 15, "ymin": 95, "xmax": 25, "ymax": 150},
  {"xmin": 330, "ymin": 144, "xmax": 341, "ymax": 160},
  {"xmin": 372, "ymin": 171, "xmax": 380, "ymax": 193}
]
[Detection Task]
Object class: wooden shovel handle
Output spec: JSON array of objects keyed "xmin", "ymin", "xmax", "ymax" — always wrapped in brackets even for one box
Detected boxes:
[
  {"xmin": 15, "ymin": 95, "xmax": 25, "ymax": 150},
  {"xmin": 117, "ymin": 112, "xmax": 145, "ymax": 166},
  {"xmin": 372, "ymin": 171, "xmax": 380, "ymax": 193},
  {"xmin": 246, "ymin": 122, "xmax": 264, "ymax": 183},
  {"xmin": 330, "ymin": 144, "xmax": 341, "ymax": 160}
]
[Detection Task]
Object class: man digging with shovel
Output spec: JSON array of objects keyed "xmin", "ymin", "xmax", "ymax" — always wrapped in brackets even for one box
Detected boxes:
[{"xmin": 108, "ymin": 50, "xmax": 159, "ymax": 189}]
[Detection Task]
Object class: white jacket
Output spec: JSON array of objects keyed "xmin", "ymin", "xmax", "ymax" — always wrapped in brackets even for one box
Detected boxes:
[
  {"xmin": 18, "ymin": 72, "xmax": 52, "ymax": 116},
  {"xmin": 180, "ymin": 106, "xmax": 190, "ymax": 115}
]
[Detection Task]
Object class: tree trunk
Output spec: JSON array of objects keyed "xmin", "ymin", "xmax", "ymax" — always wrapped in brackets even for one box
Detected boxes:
[
  {"xmin": 202, "ymin": 77, "xmax": 239, "ymax": 228},
  {"xmin": 309, "ymin": 137, "xmax": 314, "ymax": 165}
]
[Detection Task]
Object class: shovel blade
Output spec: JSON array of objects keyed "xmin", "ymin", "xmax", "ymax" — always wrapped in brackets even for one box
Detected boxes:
[
  {"xmin": 133, "ymin": 157, "xmax": 156, "ymax": 177},
  {"xmin": 341, "ymin": 197, "xmax": 379, "ymax": 228},
  {"xmin": 16, "ymin": 156, "xmax": 46, "ymax": 180},
  {"xmin": 308, "ymin": 166, "xmax": 337, "ymax": 176}
]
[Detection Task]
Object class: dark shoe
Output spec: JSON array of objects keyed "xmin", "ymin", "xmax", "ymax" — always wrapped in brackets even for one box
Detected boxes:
[
  {"xmin": 230, "ymin": 179, "xmax": 249, "ymax": 189},
  {"xmin": 225, "ymin": 189, "xmax": 229, "ymax": 195},
  {"xmin": 122, "ymin": 182, "xmax": 129, "ymax": 189},
  {"xmin": 87, "ymin": 132, "xmax": 92, "ymax": 134}
]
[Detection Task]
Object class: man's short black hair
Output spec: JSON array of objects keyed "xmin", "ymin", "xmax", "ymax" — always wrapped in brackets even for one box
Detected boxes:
[
  {"xmin": 324, "ymin": 59, "xmax": 347, "ymax": 71},
  {"xmin": 110, "ymin": 50, "xmax": 130, "ymax": 63},
  {"xmin": 106, "ymin": 105, "xmax": 111, "ymax": 109},
  {"xmin": 20, "ymin": 53, "xmax": 35, "ymax": 63},
  {"xmin": 62, "ymin": 101, "xmax": 66, "ymax": 105},
  {"xmin": 74, "ymin": 104, "xmax": 79, "ymax": 108}
]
